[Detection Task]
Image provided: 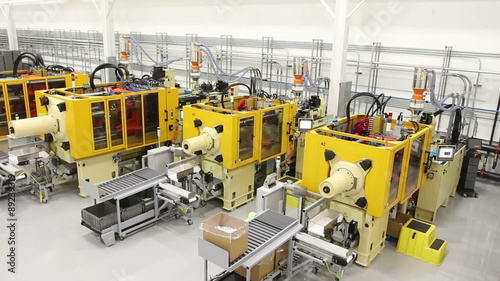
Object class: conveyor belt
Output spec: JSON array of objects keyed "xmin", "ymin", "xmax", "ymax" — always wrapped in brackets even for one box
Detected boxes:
[
  {"xmin": 228, "ymin": 210, "xmax": 298, "ymax": 268},
  {"xmin": 96, "ymin": 168, "xmax": 165, "ymax": 199}
]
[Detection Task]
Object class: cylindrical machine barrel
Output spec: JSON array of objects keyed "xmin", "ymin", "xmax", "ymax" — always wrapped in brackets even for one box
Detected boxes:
[
  {"xmin": 8, "ymin": 115, "xmax": 57, "ymax": 139},
  {"xmin": 293, "ymin": 57, "xmax": 305, "ymax": 77},
  {"xmin": 182, "ymin": 133, "xmax": 213, "ymax": 154},
  {"xmin": 412, "ymin": 67, "xmax": 432, "ymax": 95},
  {"xmin": 190, "ymin": 42, "xmax": 201, "ymax": 63},
  {"xmin": 319, "ymin": 170, "xmax": 353, "ymax": 199}
]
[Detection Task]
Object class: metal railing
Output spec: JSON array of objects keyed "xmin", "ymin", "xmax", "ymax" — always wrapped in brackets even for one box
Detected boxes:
[{"xmin": 1, "ymin": 28, "xmax": 499, "ymax": 142}]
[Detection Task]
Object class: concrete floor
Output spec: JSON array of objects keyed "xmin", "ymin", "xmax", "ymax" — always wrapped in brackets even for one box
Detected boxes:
[{"xmin": 0, "ymin": 179, "xmax": 499, "ymax": 281}]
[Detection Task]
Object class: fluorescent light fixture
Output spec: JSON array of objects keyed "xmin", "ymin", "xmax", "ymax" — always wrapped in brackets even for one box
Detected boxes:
[{"xmin": 0, "ymin": 0, "xmax": 64, "ymax": 5}]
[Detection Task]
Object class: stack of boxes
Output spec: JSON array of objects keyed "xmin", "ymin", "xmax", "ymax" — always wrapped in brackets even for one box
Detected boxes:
[{"xmin": 201, "ymin": 213, "xmax": 291, "ymax": 281}]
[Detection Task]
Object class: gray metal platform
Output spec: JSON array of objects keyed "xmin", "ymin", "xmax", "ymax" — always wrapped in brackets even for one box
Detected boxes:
[{"xmin": 82, "ymin": 167, "xmax": 166, "ymax": 201}]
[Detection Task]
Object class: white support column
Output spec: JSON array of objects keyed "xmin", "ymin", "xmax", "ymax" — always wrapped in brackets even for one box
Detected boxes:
[
  {"xmin": 327, "ymin": 0, "xmax": 350, "ymax": 117},
  {"xmin": 98, "ymin": 0, "xmax": 116, "ymax": 82},
  {"xmin": 2, "ymin": 4, "xmax": 19, "ymax": 50}
]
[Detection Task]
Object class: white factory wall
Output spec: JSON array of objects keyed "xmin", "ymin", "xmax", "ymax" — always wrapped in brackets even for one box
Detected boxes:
[
  {"xmin": 1, "ymin": 0, "xmax": 499, "ymax": 140},
  {"xmin": 2, "ymin": 0, "xmax": 500, "ymax": 52}
]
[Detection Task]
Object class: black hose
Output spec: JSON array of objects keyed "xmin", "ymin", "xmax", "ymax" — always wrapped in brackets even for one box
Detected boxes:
[
  {"xmin": 117, "ymin": 63, "xmax": 130, "ymax": 79},
  {"xmin": 489, "ymin": 95, "xmax": 500, "ymax": 145},
  {"xmin": 451, "ymin": 108, "xmax": 462, "ymax": 145},
  {"xmin": 220, "ymin": 82, "xmax": 253, "ymax": 109},
  {"xmin": 89, "ymin": 63, "xmax": 125, "ymax": 90},
  {"xmin": 35, "ymin": 53, "xmax": 45, "ymax": 66},
  {"xmin": 345, "ymin": 92, "xmax": 382, "ymax": 133},
  {"xmin": 13, "ymin": 52, "xmax": 43, "ymax": 76},
  {"xmin": 46, "ymin": 65, "xmax": 73, "ymax": 73},
  {"xmin": 433, "ymin": 104, "xmax": 453, "ymax": 116},
  {"xmin": 410, "ymin": 121, "xmax": 420, "ymax": 132},
  {"xmin": 381, "ymin": 96, "xmax": 392, "ymax": 115},
  {"xmin": 46, "ymin": 65, "xmax": 65, "ymax": 71},
  {"xmin": 366, "ymin": 93, "xmax": 385, "ymax": 116}
]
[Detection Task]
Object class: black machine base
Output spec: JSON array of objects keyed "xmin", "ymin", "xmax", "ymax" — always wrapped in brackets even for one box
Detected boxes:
[{"xmin": 458, "ymin": 190, "xmax": 479, "ymax": 198}]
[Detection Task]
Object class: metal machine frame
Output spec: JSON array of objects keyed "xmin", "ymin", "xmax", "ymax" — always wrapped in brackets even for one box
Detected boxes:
[
  {"xmin": 81, "ymin": 167, "xmax": 199, "ymax": 246},
  {"xmin": 0, "ymin": 135, "xmax": 78, "ymax": 202},
  {"xmin": 256, "ymin": 178, "xmax": 358, "ymax": 278}
]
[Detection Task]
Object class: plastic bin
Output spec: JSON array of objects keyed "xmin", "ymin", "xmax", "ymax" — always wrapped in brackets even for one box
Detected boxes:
[
  {"xmin": 132, "ymin": 189, "xmax": 155, "ymax": 213},
  {"xmin": 81, "ymin": 201, "xmax": 118, "ymax": 232},
  {"xmin": 110, "ymin": 196, "xmax": 144, "ymax": 222}
]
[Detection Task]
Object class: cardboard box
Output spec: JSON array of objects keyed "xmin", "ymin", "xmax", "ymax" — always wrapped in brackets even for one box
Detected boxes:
[
  {"xmin": 201, "ymin": 213, "xmax": 248, "ymax": 262},
  {"xmin": 235, "ymin": 252, "xmax": 275, "ymax": 281},
  {"xmin": 274, "ymin": 241, "xmax": 289, "ymax": 269},
  {"xmin": 387, "ymin": 212, "xmax": 412, "ymax": 238}
]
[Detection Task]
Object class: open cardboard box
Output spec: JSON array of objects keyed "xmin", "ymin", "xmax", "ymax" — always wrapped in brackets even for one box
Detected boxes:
[
  {"xmin": 387, "ymin": 212, "xmax": 412, "ymax": 238},
  {"xmin": 235, "ymin": 252, "xmax": 275, "ymax": 281},
  {"xmin": 201, "ymin": 213, "xmax": 249, "ymax": 262}
]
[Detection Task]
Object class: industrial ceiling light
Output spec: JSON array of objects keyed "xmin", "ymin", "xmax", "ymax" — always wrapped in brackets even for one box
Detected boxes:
[{"xmin": 0, "ymin": 0, "xmax": 64, "ymax": 5}]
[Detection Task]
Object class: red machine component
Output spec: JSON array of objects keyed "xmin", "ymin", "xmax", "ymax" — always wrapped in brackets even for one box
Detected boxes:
[{"xmin": 116, "ymin": 98, "xmax": 142, "ymax": 135}]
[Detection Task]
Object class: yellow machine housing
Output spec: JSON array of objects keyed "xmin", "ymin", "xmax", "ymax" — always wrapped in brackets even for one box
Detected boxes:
[
  {"xmin": 0, "ymin": 71, "xmax": 88, "ymax": 138},
  {"xmin": 8, "ymin": 83, "xmax": 179, "ymax": 195},
  {"xmin": 182, "ymin": 96, "xmax": 296, "ymax": 210},
  {"xmin": 29, "ymin": 84, "xmax": 179, "ymax": 160},
  {"xmin": 183, "ymin": 96, "xmax": 296, "ymax": 169},
  {"xmin": 302, "ymin": 114, "xmax": 432, "ymax": 218}
]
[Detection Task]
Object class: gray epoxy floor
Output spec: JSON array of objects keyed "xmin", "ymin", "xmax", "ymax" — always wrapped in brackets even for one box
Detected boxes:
[{"xmin": 0, "ymin": 179, "xmax": 499, "ymax": 281}]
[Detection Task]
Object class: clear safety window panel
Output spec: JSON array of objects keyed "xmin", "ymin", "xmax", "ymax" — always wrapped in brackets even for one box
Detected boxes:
[
  {"xmin": 91, "ymin": 101, "xmax": 108, "ymax": 150},
  {"xmin": 143, "ymin": 92, "xmax": 159, "ymax": 143},
  {"xmin": 7, "ymin": 83, "xmax": 26, "ymax": 120},
  {"xmin": 26, "ymin": 80, "xmax": 47, "ymax": 117},
  {"xmin": 239, "ymin": 116, "xmax": 254, "ymax": 161},
  {"xmin": 125, "ymin": 95, "xmax": 144, "ymax": 147},
  {"xmin": 405, "ymin": 135, "xmax": 424, "ymax": 199},
  {"xmin": 47, "ymin": 78, "xmax": 66, "ymax": 90},
  {"xmin": 108, "ymin": 99, "xmax": 124, "ymax": 147},
  {"xmin": 389, "ymin": 148, "xmax": 405, "ymax": 206},
  {"xmin": 0, "ymin": 85, "xmax": 8, "ymax": 136},
  {"xmin": 261, "ymin": 108, "xmax": 283, "ymax": 160}
]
